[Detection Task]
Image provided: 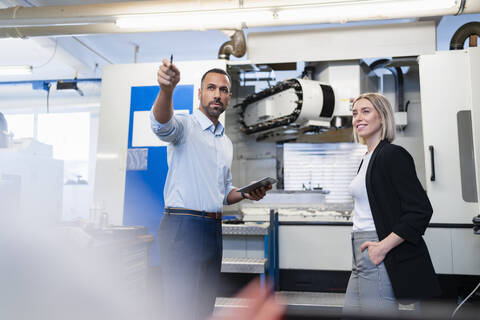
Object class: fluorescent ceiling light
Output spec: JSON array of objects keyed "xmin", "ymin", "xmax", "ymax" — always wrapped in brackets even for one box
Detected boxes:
[
  {"xmin": 115, "ymin": 0, "xmax": 458, "ymax": 30},
  {"xmin": 279, "ymin": 0, "xmax": 458, "ymax": 24},
  {"xmin": 0, "ymin": 65, "xmax": 33, "ymax": 76},
  {"xmin": 116, "ymin": 8, "xmax": 272, "ymax": 30}
]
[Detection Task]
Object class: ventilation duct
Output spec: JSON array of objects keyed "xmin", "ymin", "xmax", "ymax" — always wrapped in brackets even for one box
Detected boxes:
[{"xmin": 218, "ymin": 30, "xmax": 246, "ymax": 60}]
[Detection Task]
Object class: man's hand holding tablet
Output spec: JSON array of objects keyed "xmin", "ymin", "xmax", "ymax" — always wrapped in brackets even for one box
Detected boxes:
[{"xmin": 237, "ymin": 177, "xmax": 277, "ymax": 201}]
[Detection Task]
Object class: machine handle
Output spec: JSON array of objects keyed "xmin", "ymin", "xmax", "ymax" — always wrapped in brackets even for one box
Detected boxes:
[{"xmin": 429, "ymin": 145, "xmax": 435, "ymax": 181}]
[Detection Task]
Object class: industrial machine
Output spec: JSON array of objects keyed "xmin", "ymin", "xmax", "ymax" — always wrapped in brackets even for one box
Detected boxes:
[
  {"xmin": 225, "ymin": 48, "xmax": 480, "ymax": 294},
  {"xmin": 95, "ymin": 21, "xmax": 480, "ymax": 301}
]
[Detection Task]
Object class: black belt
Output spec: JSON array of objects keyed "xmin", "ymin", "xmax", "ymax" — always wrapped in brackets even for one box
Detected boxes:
[{"xmin": 164, "ymin": 207, "xmax": 222, "ymax": 220}]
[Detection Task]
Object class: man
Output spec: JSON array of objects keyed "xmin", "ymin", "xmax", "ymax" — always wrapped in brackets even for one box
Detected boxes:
[{"xmin": 150, "ymin": 58, "xmax": 271, "ymax": 320}]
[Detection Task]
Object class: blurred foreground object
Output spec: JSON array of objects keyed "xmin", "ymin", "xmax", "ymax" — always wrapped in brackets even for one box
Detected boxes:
[{"xmin": 212, "ymin": 279, "xmax": 285, "ymax": 320}]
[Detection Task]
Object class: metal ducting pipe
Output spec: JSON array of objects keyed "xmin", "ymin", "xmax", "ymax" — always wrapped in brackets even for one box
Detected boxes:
[
  {"xmin": 0, "ymin": 23, "xmax": 128, "ymax": 38},
  {"xmin": 450, "ymin": 21, "xmax": 480, "ymax": 50},
  {"xmin": 218, "ymin": 30, "xmax": 246, "ymax": 60},
  {"xmin": 0, "ymin": 1, "xmax": 230, "ymax": 23}
]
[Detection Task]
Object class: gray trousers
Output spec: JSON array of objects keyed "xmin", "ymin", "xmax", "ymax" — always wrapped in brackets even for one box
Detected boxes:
[{"xmin": 343, "ymin": 231, "xmax": 398, "ymax": 317}]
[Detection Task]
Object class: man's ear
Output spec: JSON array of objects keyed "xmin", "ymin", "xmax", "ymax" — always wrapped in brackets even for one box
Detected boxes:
[{"xmin": 225, "ymin": 93, "xmax": 232, "ymax": 104}]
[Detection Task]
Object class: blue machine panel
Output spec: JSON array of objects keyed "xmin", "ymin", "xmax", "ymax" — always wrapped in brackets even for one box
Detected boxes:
[{"xmin": 124, "ymin": 85, "xmax": 194, "ymax": 265}]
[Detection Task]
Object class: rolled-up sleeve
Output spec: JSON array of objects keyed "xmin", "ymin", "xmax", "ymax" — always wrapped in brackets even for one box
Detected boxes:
[
  {"xmin": 223, "ymin": 167, "xmax": 236, "ymax": 205},
  {"xmin": 150, "ymin": 109, "xmax": 185, "ymax": 144}
]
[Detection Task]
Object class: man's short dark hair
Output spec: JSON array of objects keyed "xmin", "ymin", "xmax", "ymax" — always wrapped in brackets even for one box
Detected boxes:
[{"xmin": 201, "ymin": 68, "xmax": 232, "ymax": 88}]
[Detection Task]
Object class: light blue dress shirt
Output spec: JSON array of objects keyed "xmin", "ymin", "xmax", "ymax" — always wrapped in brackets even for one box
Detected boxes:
[{"xmin": 150, "ymin": 108, "xmax": 235, "ymax": 212}]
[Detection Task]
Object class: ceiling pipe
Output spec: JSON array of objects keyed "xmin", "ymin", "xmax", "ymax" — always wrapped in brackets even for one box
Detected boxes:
[
  {"xmin": 0, "ymin": 23, "xmax": 121, "ymax": 38},
  {"xmin": 0, "ymin": 78, "xmax": 101, "ymax": 86},
  {"xmin": 0, "ymin": 1, "xmax": 479, "ymax": 38},
  {"xmin": 0, "ymin": 1, "xmax": 235, "ymax": 26},
  {"xmin": 218, "ymin": 29, "xmax": 246, "ymax": 60}
]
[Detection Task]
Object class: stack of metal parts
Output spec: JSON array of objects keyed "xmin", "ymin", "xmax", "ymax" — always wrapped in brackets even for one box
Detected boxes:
[
  {"xmin": 221, "ymin": 222, "xmax": 269, "ymax": 274},
  {"xmin": 236, "ymin": 191, "xmax": 353, "ymax": 223}
]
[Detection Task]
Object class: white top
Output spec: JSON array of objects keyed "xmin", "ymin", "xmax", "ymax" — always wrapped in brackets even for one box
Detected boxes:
[{"xmin": 349, "ymin": 152, "xmax": 376, "ymax": 232}]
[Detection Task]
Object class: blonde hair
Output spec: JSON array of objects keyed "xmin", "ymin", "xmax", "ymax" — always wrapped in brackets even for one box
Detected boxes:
[{"xmin": 352, "ymin": 92, "xmax": 396, "ymax": 144}]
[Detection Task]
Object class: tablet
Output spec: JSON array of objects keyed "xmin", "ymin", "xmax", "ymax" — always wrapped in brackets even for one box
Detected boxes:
[{"xmin": 237, "ymin": 177, "xmax": 277, "ymax": 194}]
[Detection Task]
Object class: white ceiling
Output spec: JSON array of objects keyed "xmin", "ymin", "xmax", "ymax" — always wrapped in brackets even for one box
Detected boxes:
[
  {"xmin": 0, "ymin": 0, "xmax": 479, "ymax": 111},
  {"xmin": 0, "ymin": 0, "xmax": 240, "ymax": 82}
]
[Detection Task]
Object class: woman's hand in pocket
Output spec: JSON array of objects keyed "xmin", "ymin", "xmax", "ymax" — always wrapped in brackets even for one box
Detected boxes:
[
  {"xmin": 360, "ymin": 241, "xmax": 387, "ymax": 265},
  {"xmin": 360, "ymin": 232, "xmax": 405, "ymax": 265}
]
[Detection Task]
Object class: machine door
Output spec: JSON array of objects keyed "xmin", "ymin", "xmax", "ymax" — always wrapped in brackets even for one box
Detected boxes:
[{"xmin": 419, "ymin": 48, "xmax": 480, "ymax": 224}]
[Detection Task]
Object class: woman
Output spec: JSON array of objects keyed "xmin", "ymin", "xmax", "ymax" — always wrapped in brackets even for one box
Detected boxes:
[{"xmin": 343, "ymin": 93, "xmax": 440, "ymax": 316}]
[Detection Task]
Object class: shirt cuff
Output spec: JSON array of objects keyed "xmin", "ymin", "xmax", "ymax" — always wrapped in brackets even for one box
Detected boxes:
[
  {"xmin": 150, "ymin": 109, "xmax": 174, "ymax": 133},
  {"xmin": 223, "ymin": 185, "xmax": 236, "ymax": 205}
]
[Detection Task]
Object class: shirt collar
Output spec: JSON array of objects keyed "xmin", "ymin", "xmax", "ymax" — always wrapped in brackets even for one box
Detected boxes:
[{"xmin": 193, "ymin": 108, "xmax": 224, "ymax": 136}]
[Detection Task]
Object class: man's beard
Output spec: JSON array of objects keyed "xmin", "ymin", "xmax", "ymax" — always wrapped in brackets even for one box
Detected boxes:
[{"xmin": 202, "ymin": 99, "xmax": 226, "ymax": 118}]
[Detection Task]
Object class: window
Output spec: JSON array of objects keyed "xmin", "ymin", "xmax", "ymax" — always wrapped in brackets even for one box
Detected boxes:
[
  {"xmin": 4, "ymin": 109, "xmax": 96, "ymax": 222},
  {"xmin": 3, "ymin": 114, "xmax": 34, "ymax": 139},
  {"xmin": 37, "ymin": 112, "xmax": 90, "ymax": 183}
]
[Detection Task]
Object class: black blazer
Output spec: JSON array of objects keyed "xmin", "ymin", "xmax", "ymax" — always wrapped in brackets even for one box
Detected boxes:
[{"xmin": 363, "ymin": 140, "xmax": 441, "ymax": 299}]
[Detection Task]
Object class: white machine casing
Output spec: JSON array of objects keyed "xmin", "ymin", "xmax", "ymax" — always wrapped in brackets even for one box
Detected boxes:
[
  {"xmin": 315, "ymin": 60, "xmax": 379, "ymax": 117},
  {"xmin": 418, "ymin": 47, "xmax": 480, "ymax": 275},
  {"xmin": 241, "ymin": 60, "xmax": 378, "ymax": 134},
  {"xmin": 419, "ymin": 47, "xmax": 480, "ymax": 224}
]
